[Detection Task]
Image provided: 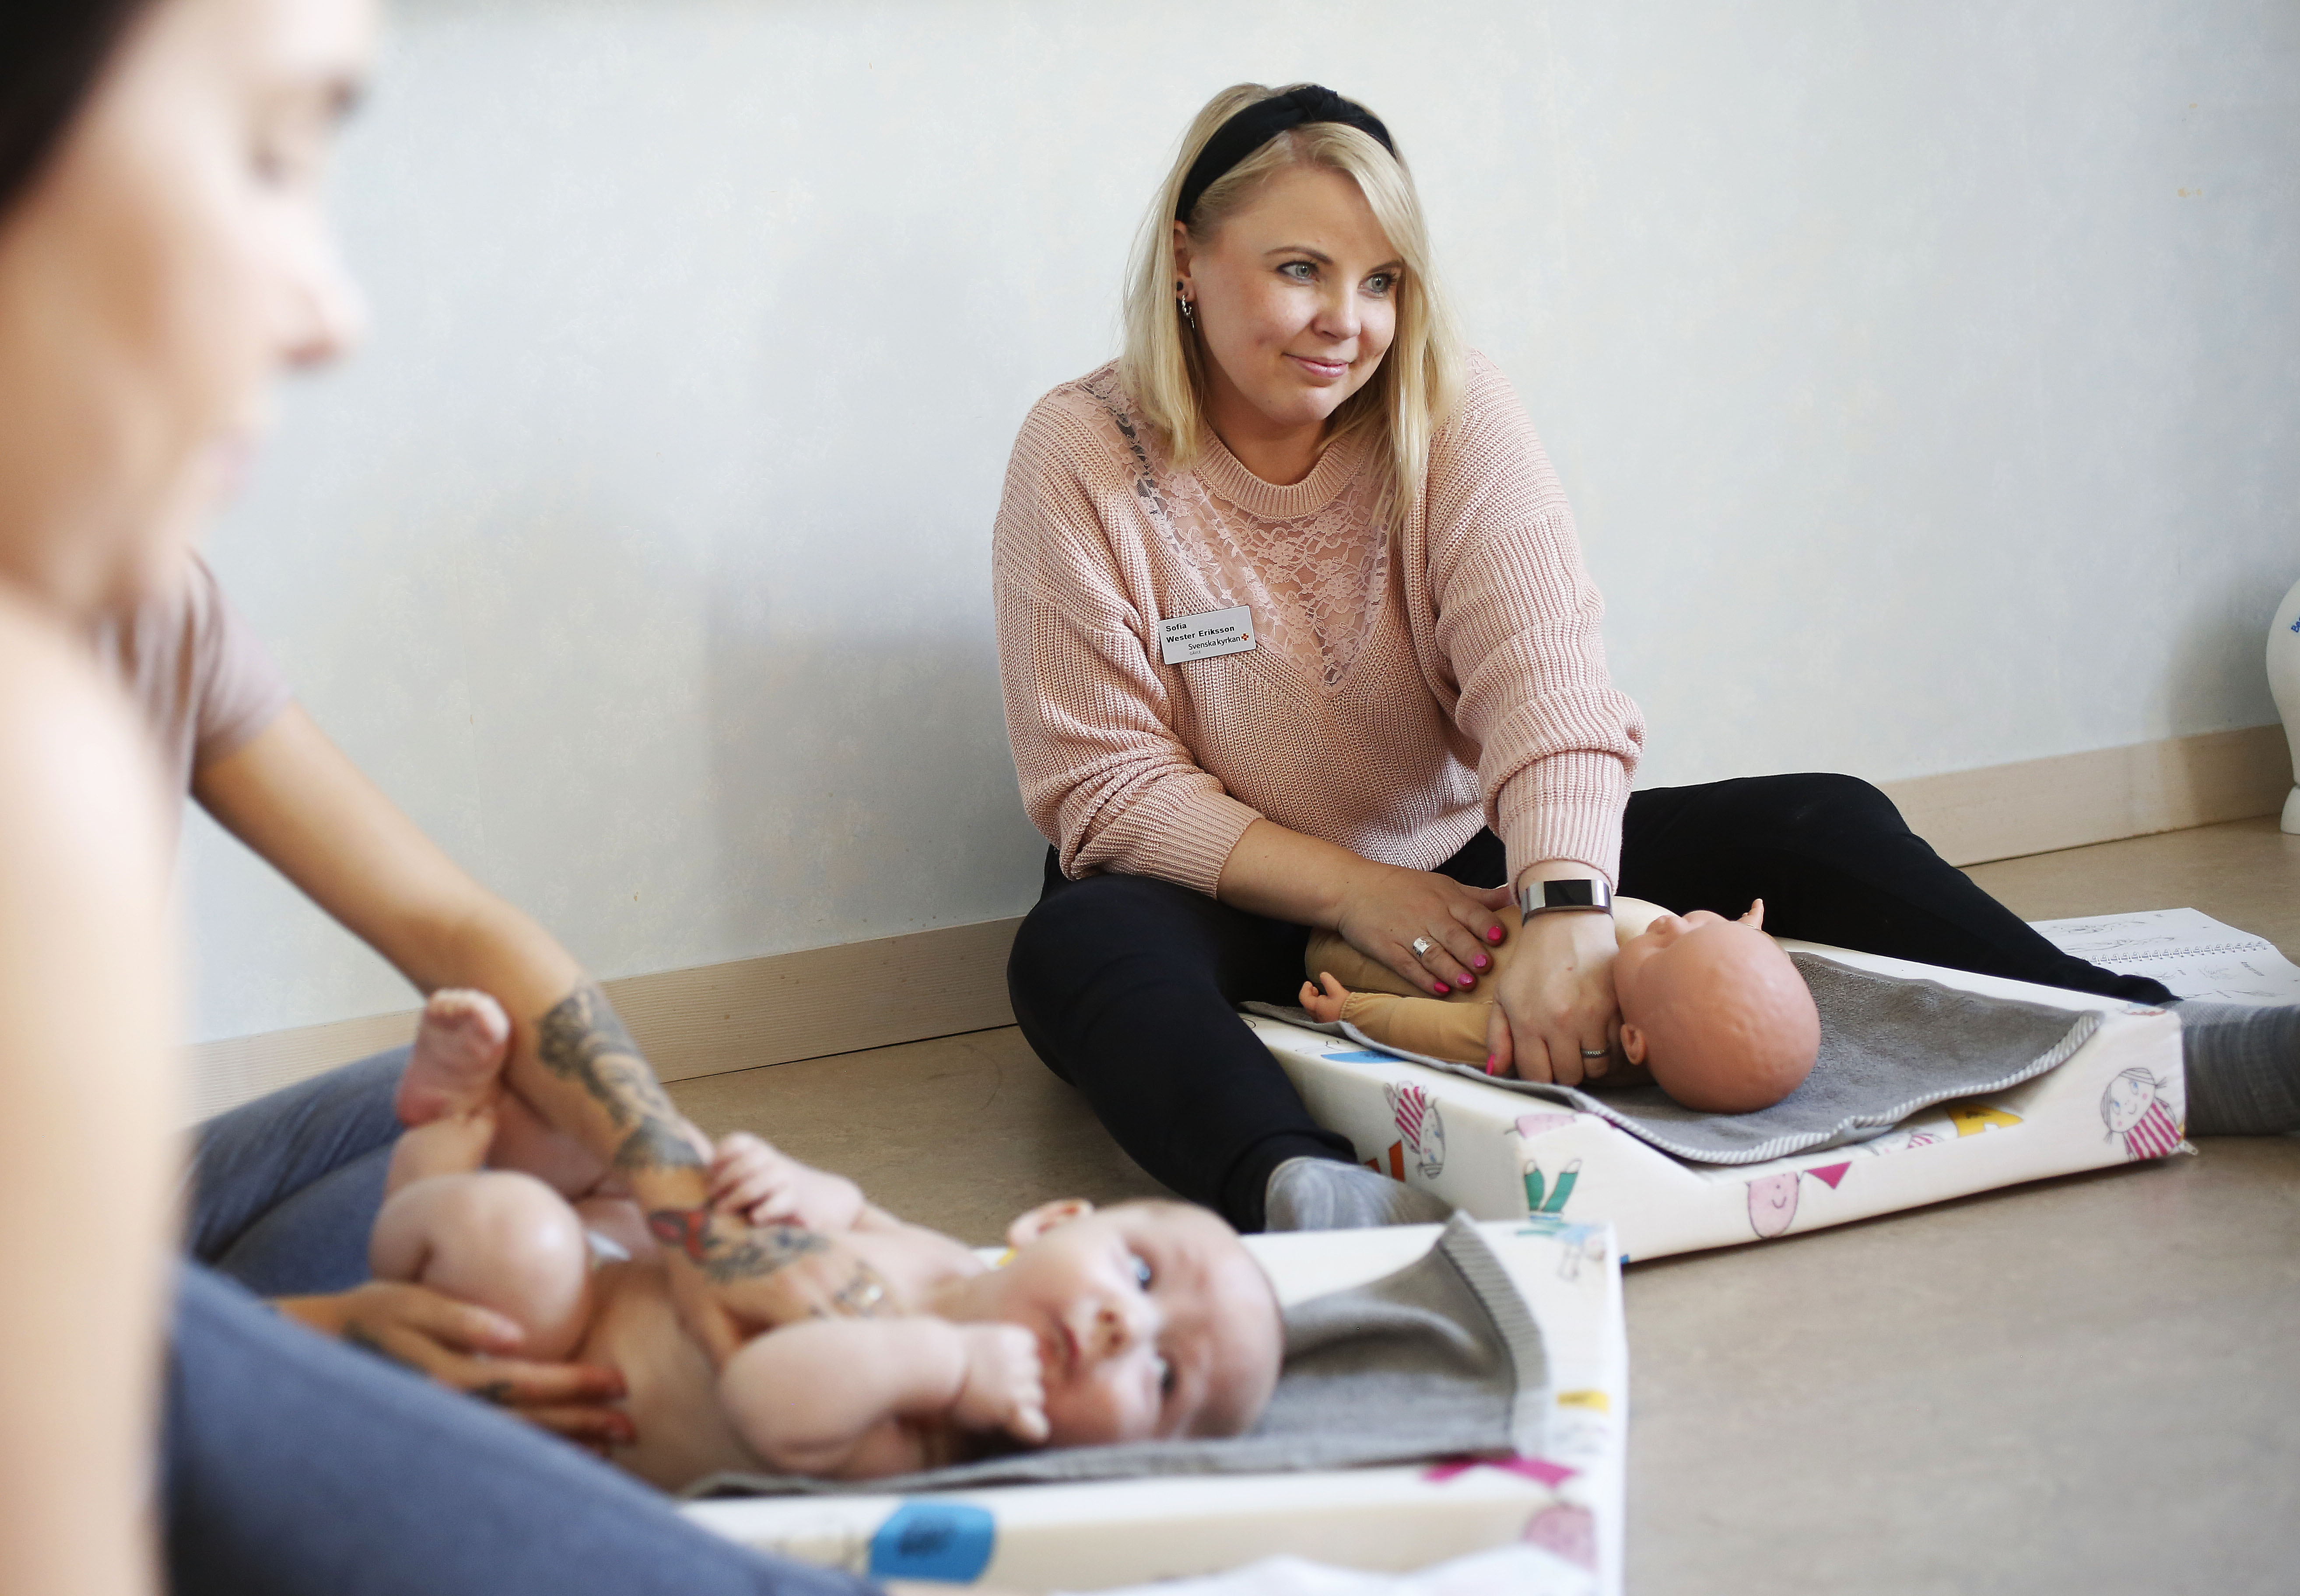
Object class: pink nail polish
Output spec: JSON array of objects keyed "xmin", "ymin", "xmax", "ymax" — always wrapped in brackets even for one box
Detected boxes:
[
  {"xmin": 1457, "ymin": 973, "xmax": 1475, "ymax": 988},
  {"xmin": 1487, "ymin": 926, "xmax": 1504, "ymax": 944},
  {"xmin": 1433, "ymin": 982, "xmax": 1449, "ymax": 995},
  {"xmin": 1484, "ymin": 1054, "xmax": 1497, "ymax": 1074},
  {"xmin": 1473, "ymin": 954, "xmax": 1490, "ymax": 970}
]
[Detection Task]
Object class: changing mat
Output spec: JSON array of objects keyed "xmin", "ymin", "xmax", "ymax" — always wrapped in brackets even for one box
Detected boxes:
[
  {"xmin": 688, "ymin": 1214, "xmax": 1546, "ymax": 1499},
  {"xmin": 685, "ymin": 1219, "xmax": 1627, "ymax": 1595},
  {"xmin": 1248, "ymin": 953, "xmax": 2100, "ymax": 1165},
  {"xmin": 1250, "ymin": 939, "xmax": 2187, "ymax": 1262}
]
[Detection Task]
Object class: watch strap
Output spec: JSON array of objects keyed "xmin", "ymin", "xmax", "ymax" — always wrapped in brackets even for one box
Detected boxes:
[{"xmin": 1518, "ymin": 876, "xmax": 1614, "ymax": 918}]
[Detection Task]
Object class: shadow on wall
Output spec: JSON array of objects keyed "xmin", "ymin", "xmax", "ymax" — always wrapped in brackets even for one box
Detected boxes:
[{"xmin": 701, "ymin": 582, "xmax": 1048, "ymax": 959}]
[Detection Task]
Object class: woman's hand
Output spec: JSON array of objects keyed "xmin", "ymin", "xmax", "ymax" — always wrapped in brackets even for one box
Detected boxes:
[
  {"xmin": 1331, "ymin": 863, "xmax": 1514, "ymax": 997},
  {"xmin": 1484, "ymin": 909, "xmax": 1620, "ymax": 1087},
  {"xmin": 275, "ymin": 1281, "xmax": 634, "ymax": 1452}
]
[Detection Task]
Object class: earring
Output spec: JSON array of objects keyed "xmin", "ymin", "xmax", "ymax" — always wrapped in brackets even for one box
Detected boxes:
[{"xmin": 1178, "ymin": 291, "xmax": 1197, "ymax": 331}]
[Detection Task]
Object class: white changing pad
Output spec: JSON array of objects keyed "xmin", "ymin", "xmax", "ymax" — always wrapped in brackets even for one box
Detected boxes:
[
  {"xmin": 683, "ymin": 1221, "xmax": 1627, "ymax": 1594},
  {"xmin": 1251, "ymin": 941, "xmax": 2188, "ymax": 1262}
]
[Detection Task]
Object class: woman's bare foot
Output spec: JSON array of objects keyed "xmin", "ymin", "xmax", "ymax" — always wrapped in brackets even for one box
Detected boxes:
[{"xmin": 394, "ymin": 988, "xmax": 513, "ymax": 1128}]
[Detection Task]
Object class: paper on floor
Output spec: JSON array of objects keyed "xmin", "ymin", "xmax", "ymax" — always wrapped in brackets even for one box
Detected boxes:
[{"xmin": 2029, "ymin": 907, "xmax": 2300, "ymax": 1005}]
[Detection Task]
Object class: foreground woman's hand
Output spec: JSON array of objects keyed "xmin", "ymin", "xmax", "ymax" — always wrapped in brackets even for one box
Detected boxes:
[
  {"xmin": 275, "ymin": 1281, "xmax": 635, "ymax": 1452},
  {"xmin": 1331, "ymin": 863, "xmax": 1515, "ymax": 997},
  {"xmin": 1484, "ymin": 909, "xmax": 1620, "ymax": 1087}
]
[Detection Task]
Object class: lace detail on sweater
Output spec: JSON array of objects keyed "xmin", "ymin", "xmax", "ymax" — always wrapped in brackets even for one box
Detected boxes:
[{"xmin": 1080, "ymin": 368, "xmax": 1392, "ymax": 690}]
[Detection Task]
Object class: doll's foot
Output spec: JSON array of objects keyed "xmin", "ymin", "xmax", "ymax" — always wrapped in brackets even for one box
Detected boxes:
[{"xmin": 395, "ymin": 988, "xmax": 513, "ymax": 1127}]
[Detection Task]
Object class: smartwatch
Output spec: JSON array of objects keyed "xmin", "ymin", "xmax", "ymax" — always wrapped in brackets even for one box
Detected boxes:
[{"xmin": 1518, "ymin": 876, "xmax": 1614, "ymax": 920}]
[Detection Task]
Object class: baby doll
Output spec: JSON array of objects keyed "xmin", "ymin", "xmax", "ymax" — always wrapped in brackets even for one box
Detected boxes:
[
  {"xmin": 369, "ymin": 992, "xmax": 1285, "ymax": 1490},
  {"xmin": 1299, "ymin": 899, "xmax": 1820, "ymax": 1114}
]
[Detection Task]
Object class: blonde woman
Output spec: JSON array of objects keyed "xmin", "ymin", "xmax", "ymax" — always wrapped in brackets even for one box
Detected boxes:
[{"xmin": 995, "ymin": 83, "xmax": 2234, "ymax": 1233}]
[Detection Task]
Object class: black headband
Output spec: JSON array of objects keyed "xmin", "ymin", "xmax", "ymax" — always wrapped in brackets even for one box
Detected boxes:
[{"xmin": 1174, "ymin": 85, "xmax": 1396, "ymax": 224}]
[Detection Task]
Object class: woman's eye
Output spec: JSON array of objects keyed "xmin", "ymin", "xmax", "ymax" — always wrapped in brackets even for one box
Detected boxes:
[
  {"xmin": 1131, "ymin": 1253, "xmax": 1154, "ymax": 1289},
  {"xmin": 1365, "ymin": 273, "xmax": 1395, "ymax": 295},
  {"xmin": 1280, "ymin": 261, "xmax": 1315, "ymax": 281}
]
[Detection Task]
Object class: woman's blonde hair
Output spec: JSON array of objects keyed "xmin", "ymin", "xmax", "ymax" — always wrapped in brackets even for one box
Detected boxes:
[{"xmin": 1120, "ymin": 83, "xmax": 1465, "ymax": 521}]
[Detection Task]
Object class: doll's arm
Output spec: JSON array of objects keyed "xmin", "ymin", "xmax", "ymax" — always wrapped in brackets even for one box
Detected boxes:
[
  {"xmin": 718, "ymin": 1318, "xmax": 1047, "ymax": 1480},
  {"xmin": 1338, "ymin": 990, "xmax": 1494, "ymax": 1065}
]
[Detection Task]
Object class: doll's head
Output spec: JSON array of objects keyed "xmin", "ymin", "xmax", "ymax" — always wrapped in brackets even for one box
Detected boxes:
[
  {"xmin": 943, "ymin": 1198, "xmax": 1283, "ymax": 1449},
  {"xmin": 1612, "ymin": 901, "xmax": 1820, "ymax": 1113}
]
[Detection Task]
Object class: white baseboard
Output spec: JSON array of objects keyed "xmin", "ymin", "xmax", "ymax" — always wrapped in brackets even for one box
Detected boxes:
[
  {"xmin": 1879, "ymin": 722, "xmax": 2291, "ymax": 867},
  {"xmin": 185, "ymin": 721, "xmax": 2294, "ymax": 1120},
  {"xmin": 184, "ymin": 916, "xmax": 1022, "ymax": 1122}
]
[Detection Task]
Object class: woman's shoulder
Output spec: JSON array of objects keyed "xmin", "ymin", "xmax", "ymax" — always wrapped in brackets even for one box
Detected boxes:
[
  {"xmin": 1425, "ymin": 348, "xmax": 1568, "ymax": 518},
  {"xmin": 1010, "ymin": 362, "xmax": 1156, "ymax": 479}
]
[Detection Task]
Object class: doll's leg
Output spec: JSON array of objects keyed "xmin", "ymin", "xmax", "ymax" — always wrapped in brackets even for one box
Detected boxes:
[{"xmin": 369, "ymin": 1172, "xmax": 594, "ymax": 1360}]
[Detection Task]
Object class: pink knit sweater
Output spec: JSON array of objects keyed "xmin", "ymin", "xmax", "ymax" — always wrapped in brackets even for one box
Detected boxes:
[{"xmin": 993, "ymin": 351, "xmax": 1646, "ymax": 897}]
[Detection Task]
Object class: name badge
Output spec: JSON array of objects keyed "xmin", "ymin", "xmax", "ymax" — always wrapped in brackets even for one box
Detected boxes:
[{"xmin": 1158, "ymin": 605, "xmax": 1256, "ymax": 666}]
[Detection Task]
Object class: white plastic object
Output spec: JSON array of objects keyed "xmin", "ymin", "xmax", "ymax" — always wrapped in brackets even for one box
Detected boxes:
[{"xmin": 2270, "ymin": 574, "xmax": 2300, "ymax": 835}]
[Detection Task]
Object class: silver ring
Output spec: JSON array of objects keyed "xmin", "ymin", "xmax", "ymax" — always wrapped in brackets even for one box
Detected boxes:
[
  {"xmin": 1410, "ymin": 936, "xmax": 1435, "ymax": 959},
  {"xmin": 1580, "ymin": 1048, "xmax": 1609, "ymax": 1060}
]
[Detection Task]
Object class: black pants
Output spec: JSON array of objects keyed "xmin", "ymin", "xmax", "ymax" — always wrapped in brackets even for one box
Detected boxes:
[{"xmin": 1006, "ymin": 773, "xmax": 2171, "ymax": 1231}]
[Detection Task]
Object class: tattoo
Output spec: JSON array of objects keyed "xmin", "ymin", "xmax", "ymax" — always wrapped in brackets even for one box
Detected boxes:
[
  {"xmin": 535, "ymin": 982, "xmax": 679, "ymax": 1131},
  {"xmin": 612, "ymin": 1116, "xmax": 706, "ymax": 1176},
  {"xmin": 645, "ymin": 1208, "xmax": 828, "ymax": 1286},
  {"xmin": 472, "ymin": 1380, "xmax": 515, "ymax": 1407}
]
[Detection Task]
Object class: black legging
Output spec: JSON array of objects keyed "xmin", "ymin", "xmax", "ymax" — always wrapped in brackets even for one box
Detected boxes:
[{"xmin": 1006, "ymin": 772, "xmax": 2172, "ymax": 1231}]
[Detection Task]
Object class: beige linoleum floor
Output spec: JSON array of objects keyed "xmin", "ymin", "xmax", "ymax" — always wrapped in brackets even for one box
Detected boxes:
[{"xmin": 668, "ymin": 816, "xmax": 2300, "ymax": 1596}]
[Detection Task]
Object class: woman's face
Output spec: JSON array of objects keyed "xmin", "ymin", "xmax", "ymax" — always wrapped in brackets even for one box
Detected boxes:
[
  {"xmin": 0, "ymin": 0, "xmax": 374, "ymax": 622},
  {"xmin": 1174, "ymin": 162, "xmax": 1400, "ymax": 451}
]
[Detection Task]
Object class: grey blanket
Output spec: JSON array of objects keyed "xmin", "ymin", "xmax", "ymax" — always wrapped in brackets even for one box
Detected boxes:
[
  {"xmin": 1248, "ymin": 952, "xmax": 2102, "ymax": 1166},
  {"xmin": 684, "ymin": 1213, "xmax": 1544, "ymax": 1499}
]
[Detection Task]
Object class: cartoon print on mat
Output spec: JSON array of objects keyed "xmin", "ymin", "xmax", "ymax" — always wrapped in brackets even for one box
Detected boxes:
[
  {"xmin": 2101, "ymin": 1067, "xmax": 2184, "ymax": 1160},
  {"xmin": 1513, "ymin": 1112, "xmax": 1578, "ymax": 1143},
  {"xmin": 1556, "ymin": 1225, "xmax": 1609, "ymax": 1284},
  {"xmin": 1946, "ymin": 1101, "xmax": 2023, "ymax": 1137},
  {"xmin": 1385, "ymin": 1082, "xmax": 1447, "ymax": 1179},
  {"xmin": 1746, "ymin": 1171, "xmax": 1800, "ymax": 1238},
  {"xmin": 1523, "ymin": 1157, "xmax": 1581, "ymax": 1217},
  {"xmin": 1523, "ymin": 1503, "xmax": 1598, "ymax": 1570},
  {"xmin": 1860, "ymin": 1124, "xmax": 1941, "ymax": 1158},
  {"xmin": 1746, "ymin": 1160, "xmax": 1853, "ymax": 1239}
]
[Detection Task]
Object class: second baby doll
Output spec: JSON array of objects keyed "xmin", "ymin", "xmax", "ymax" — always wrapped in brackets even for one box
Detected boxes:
[{"xmin": 1300, "ymin": 898, "xmax": 1821, "ymax": 1114}]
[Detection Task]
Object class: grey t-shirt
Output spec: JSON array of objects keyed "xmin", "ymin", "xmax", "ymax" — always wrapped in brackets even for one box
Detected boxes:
[{"xmin": 90, "ymin": 553, "xmax": 293, "ymax": 841}]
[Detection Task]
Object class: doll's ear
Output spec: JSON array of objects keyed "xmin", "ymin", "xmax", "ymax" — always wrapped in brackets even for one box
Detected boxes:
[
  {"xmin": 1739, "ymin": 898, "xmax": 1767, "ymax": 930},
  {"xmin": 1006, "ymin": 1198, "xmax": 1094, "ymax": 1250},
  {"xmin": 1619, "ymin": 1023, "xmax": 1649, "ymax": 1066}
]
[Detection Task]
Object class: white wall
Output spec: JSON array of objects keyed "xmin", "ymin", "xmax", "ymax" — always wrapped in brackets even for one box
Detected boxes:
[{"xmin": 182, "ymin": 0, "xmax": 2300, "ymax": 1043}]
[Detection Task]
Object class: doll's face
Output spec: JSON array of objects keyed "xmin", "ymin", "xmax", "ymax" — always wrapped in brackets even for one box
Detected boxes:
[
  {"xmin": 943, "ymin": 1200, "xmax": 1282, "ymax": 1449},
  {"xmin": 1612, "ymin": 909, "xmax": 1735, "ymax": 1013},
  {"xmin": 1615, "ymin": 906, "xmax": 1820, "ymax": 1115}
]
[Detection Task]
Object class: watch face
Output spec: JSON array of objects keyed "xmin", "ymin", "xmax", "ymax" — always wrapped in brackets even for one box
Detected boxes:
[{"xmin": 1525, "ymin": 878, "xmax": 1611, "ymax": 914}]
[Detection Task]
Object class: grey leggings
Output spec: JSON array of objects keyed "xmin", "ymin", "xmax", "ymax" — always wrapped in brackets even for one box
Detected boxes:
[{"xmin": 171, "ymin": 1050, "xmax": 870, "ymax": 1596}]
